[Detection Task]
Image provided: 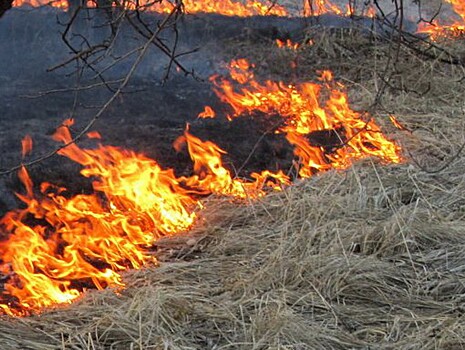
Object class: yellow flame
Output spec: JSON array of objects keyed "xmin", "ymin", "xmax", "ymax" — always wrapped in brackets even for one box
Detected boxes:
[{"xmin": 0, "ymin": 60, "xmax": 401, "ymax": 316}]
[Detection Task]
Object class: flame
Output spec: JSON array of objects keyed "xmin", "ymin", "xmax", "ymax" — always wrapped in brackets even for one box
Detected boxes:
[
  {"xmin": 21, "ymin": 135, "xmax": 33, "ymax": 158},
  {"xmin": 389, "ymin": 115, "xmax": 407, "ymax": 131},
  {"xmin": 12, "ymin": 0, "xmax": 67, "ymax": 8},
  {"xmin": 276, "ymin": 39, "xmax": 300, "ymax": 50},
  {"xmin": 210, "ymin": 59, "xmax": 401, "ymax": 177},
  {"xmin": 11, "ymin": 0, "xmax": 381, "ymax": 18},
  {"xmin": 12, "ymin": 0, "xmax": 288, "ymax": 16},
  {"xmin": 150, "ymin": 0, "xmax": 288, "ymax": 16},
  {"xmin": 0, "ymin": 59, "xmax": 401, "ymax": 316},
  {"xmin": 51, "ymin": 123, "xmax": 198, "ymax": 235},
  {"xmin": 276, "ymin": 38, "xmax": 314, "ymax": 50},
  {"xmin": 174, "ymin": 128, "xmax": 290, "ymax": 198},
  {"xmin": 450, "ymin": 0, "xmax": 465, "ymax": 22},
  {"xmin": 417, "ymin": 0, "xmax": 465, "ymax": 39},
  {"xmin": 0, "ymin": 118, "xmax": 289, "ymax": 315},
  {"xmin": 303, "ymin": 0, "xmax": 375, "ymax": 17},
  {"xmin": 198, "ymin": 106, "xmax": 216, "ymax": 119},
  {"xmin": 0, "ymin": 123, "xmax": 199, "ymax": 315},
  {"xmin": 86, "ymin": 131, "xmax": 102, "ymax": 139}
]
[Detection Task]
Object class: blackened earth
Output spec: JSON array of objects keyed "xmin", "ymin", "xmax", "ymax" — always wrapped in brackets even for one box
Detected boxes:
[
  {"xmin": 0, "ymin": 7, "xmax": 407, "ymax": 215},
  {"xmin": 0, "ymin": 8, "xmax": 314, "ymax": 215}
]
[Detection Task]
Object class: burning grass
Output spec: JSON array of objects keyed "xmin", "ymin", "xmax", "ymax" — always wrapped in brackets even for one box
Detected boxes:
[
  {"xmin": 417, "ymin": 0, "xmax": 465, "ymax": 39},
  {"xmin": 0, "ymin": 53, "xmax": 402, "ymax": 316},
  {"xmin": 2, "ymin": 14, "xmax": 465, "ymax": 350},
  {"xmin": 3, "ymin": 153, "xmax": 465, "ymax": 348},
  {"xmin": 10, "ymin": 0, "xmax": 375, "ymax": 17},
  {"xmin": 11, "ymin": 0, "xmax": 289, "ymax": 15}
]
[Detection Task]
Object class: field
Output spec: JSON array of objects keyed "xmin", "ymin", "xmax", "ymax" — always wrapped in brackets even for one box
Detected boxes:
[{"xmin": 1, "ymin": 1, "xmax": 465, "ymax": 349}]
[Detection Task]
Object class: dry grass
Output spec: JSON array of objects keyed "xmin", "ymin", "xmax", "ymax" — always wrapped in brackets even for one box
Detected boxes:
[{"xmin": 3, "ymin": 21, "xmax": 465, "ymax": 350}]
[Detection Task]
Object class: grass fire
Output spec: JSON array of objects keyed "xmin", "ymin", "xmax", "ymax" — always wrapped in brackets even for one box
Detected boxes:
[
  {"xmin": 1, "ymin": 0, "xmax": 465, "ymax": 349},
  {"xmin": 0, "ymin": 60, "xmax": 400, "ymax": 316}
]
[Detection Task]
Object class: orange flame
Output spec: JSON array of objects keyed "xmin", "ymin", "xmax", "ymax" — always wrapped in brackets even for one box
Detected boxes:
[
  {"xmin": 303, "ymin": 0, "xmax": 376, "ymax": 17},
  {"xmin": 21, "ymin": 135, "xmax": 33, "ymax": 158},
  {"xmin": 174, "ymin": 128, "xmax": 290, "ymax": 198},
  {"xmin": 389, "ymin": 115, "xmax": 407, "ymax": 131},
  {"xmin": 12, "ymin": 0, "xmax": 288, "ymax": 16},
  {"xmin": 11, "ymin": 0, "xmax": 381, "ymax": 18},
  {"xmin": 151, "ymin": 0, "xmax": 288, "ymax": 16},
  {"xmin": 0, "ymin": 123, "xmax": 199, "ymax": 315},
  {"xmin": 0, "ymin": 118, "xmax": 289, "ymax": 315},
  {"xmin": 276, "ymin": 39, "xmax": 300, "ymax": 50},
  {"xmin": 86, "ymin": 131, "xmax": 102, "ymax": 139},
  {"xmin": 417, "ymin": 0, "xmax": 465, "ymax": 39},
  {"xmin": 450, "ymin": 0, "xmax": 465, "ymax": 23},
  {"xmin": 198, "ymin": 106, "xmax": 216, "ymax": 119},
  {"xmin": 210, "ymin": 59, "xmax": 401, "ymax": 177},
  {"xmin": 12, "ymin": 0, "xmax": 67, "ymax": 8},
  {"xmin": 0, "ymin": 59, "xmax": 401, "ymax": 316}
]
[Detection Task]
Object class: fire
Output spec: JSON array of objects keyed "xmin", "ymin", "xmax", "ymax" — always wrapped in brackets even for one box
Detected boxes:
[
  {"xmin": 11, "ymin": 0, "xmax": 381, "ymax": 18},
  {"xmin": 198, "ymin": 106, "xmax": 216, "ymax": 119},
  {"xmin": 0, "ymin": 59, "xmax": 401, "ymax": 316},
  {"xmin": 389, "ymin": 115, "xmax": 407, "ymax": 131},
  {"xmin": 0, "ymin": 117, "xmax": 289, "ymax": 315},
  {"xmin": 174, "ymin": 129, "xmax": 290, "ymax": 198},
  {"xmin": 0, "ymin": 121, "xmax": 198, "ymax": 315},
  {"xmin": 12, "ymin": 0, "xmax": 288, "ymax": 16},
  {"xmin": 150, "ymin": 0, "xmax": 288, "ymax": 16},
  {"xmin": 21, "ymin": 135, "xmax": 33, "ymax": 158},
  {"xmin": 303, "ymin": 0, "xmax": 376, "ymax": 17},
  {"xmin": 276, "ymin": 39, "xmax": 300, "ymax": 50},
  {"xmin": 210, "ymin": 59, "xmax": 401, "ymax": 177},
  {"xmin": 13, "ymin": 0, "xmax": 67, "ymax": 8},
  {"xmin": 304, "ymin": 0, "xmax": 346, "ymax": 16},
  {"xmin": 417, "ymin": 0, "xmax": 465, "ymax": 39},
  {"xmin": 276, "ymin": 38, "xmax": 314, "ymax": 51}
]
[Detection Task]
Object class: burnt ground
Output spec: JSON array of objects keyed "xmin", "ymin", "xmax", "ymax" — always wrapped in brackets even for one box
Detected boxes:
[
  {"xmin": 0, "ymin": 7, "xmax": 418, "ymax": 215},
  {"xmin": 0, "ymin": 8, "xmax": 313, "ymax": 214}
]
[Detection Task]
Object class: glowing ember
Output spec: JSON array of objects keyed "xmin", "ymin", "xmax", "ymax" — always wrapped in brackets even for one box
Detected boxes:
[
  {"xmin": 0, "ymin": 60, "xmax": 401, "ymax": 316},
  {"xmin": 210, "ymin": 59, "xmax": 401, "ymax": 177},
  {"xmin": 417, "ymin": 0, "xmax": 465, "ymax": 39}
]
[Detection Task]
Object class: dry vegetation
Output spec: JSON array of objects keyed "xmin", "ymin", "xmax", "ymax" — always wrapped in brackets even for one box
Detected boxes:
[{"xmin": 2, "ymin": 15, "xmax": 465, "ymax": 350}]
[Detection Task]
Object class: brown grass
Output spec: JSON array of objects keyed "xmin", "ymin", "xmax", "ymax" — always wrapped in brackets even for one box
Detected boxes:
[{"xmin": 2, "ymin": 21, "xmax": 465, "ymax": 350}]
